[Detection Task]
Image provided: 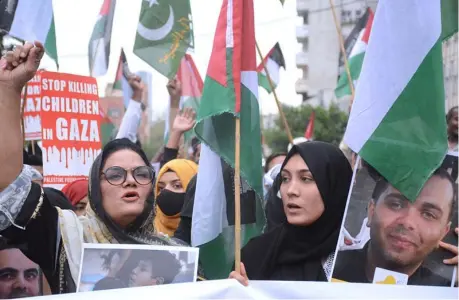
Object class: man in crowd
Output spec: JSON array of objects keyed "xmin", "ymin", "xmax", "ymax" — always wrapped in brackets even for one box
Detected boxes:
[
  {"xmin": 0, "ymin": 239, "xmax": 40, "ymax": 298},
  {"xmin": 447, "ymin": 106, "xmax": 458, "ymax": 151},
  {"xmin": 333, "ymin": 168, "xmax": 457, "ymax": 286}
]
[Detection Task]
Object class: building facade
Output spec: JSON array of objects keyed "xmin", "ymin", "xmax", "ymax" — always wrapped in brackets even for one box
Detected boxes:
[
  {"xmin": 443, "ymin": 32, "xmax": 458, "ymax": 112},
  {"xmin": 295, "ymin": 0, "xmax": 377, "ymax": 109}
]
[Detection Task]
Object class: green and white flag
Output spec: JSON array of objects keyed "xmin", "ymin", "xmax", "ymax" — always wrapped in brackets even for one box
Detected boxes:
[
  {"xmin": 335, "ymin": 8, "xmax": 374, "ymax": 98},
  {"xmin": 257, "ymin": 42, "xmax": 285, "ymax": 94},
  {"xmin": 88, "ymin": 0, "xmax": 116, "ymax": 77},
  {"xmin": 134, "ymin": 0, "xmax": 194, "ymax": 79},
  {"xmin": 344, "ymin": 0, "xmax": 457, "ymax": 201},
  {"xmin": 8, "ymin": 0, "xmax": 58, "ymax": 68},
  {"xmin": 191, "ymin": 0, "xmax": 265, "ymax": 279}
]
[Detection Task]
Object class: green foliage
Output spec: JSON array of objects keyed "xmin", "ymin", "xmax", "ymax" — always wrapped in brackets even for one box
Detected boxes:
[{"xmin": 263, "ymin": 104, "xmax": 348, "ymax": 153}]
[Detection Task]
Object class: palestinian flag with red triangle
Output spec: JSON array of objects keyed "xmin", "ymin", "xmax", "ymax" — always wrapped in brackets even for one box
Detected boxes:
[
  {"xmin": 164, "ymin": 54, "xmax": 203, "ymax": 142},
  {"xmin": 88, "ymin": 0, "xmax": 116, "ymax": 77},
  {"xmin": 191, "ymin": 0, "xmax": 265, "ymax": 279},
  {"xmin": 335, "ymin": 7, "xmax": 374, "ymax": 98}
]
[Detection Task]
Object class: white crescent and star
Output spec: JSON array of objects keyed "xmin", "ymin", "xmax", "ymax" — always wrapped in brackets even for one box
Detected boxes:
[{"xmin": 137, "ymin": 0, "xmax": 175, "ymax": 41}]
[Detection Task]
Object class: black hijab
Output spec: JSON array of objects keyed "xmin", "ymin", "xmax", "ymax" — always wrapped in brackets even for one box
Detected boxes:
[
  {"xmin": 241, "ymin": 141, "xmax": 353, "ymax": 281},
  {"xmin": 88, "ymin": 138, "xmax": 160, "ymax": 244}
]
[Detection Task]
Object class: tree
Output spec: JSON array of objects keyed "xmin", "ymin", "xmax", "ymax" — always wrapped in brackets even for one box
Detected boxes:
[{"xmin": 263, "ymin": 104, "xmax": 348, "ymax": 153}]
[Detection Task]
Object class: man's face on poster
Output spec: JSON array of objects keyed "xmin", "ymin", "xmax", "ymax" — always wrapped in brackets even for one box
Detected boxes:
[
  {"xmin": 367, "ymin": 175, "xmax": 453, "ymax": 268},
  {"xmin": 0, "ymin": 249, "xmax": 40, "ymax": 298}
]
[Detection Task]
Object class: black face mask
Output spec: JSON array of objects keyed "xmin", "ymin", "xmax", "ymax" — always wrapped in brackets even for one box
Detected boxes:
[{"xmin": 156, "ymin": 189, "xmax": 185, "ymax": 216}]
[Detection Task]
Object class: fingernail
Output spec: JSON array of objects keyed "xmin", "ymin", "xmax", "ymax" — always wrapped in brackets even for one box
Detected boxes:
[
  {"xmin": 20, "ymin": 52, "xmax": 26, "ymax": 58},
  {"xmin": 443, "ymin": 259, "xmax": 447, "ymax": 263},
  {"xmin": 12, "ymin": 61, "xmax": 18, "ymax": 67}
]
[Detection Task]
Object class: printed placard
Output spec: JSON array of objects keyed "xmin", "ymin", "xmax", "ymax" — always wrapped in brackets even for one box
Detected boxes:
[
  {"xmin": 40, "ymin": 71, "xmax": 102, "ymax": 189},
  {"xmin": 77, "ymin": 244, "xmax": 199, "ymax": 292},
  {"xmin": 373, "ymin": 267, "xmax": 409, "ymax": 285},
  {"xmin": 332, "ymin": 154, "xmax": 458, "ymax": 287},
  {"xmin": 22, "ymin": 72, "xmax": 42, "ymax": 140}
]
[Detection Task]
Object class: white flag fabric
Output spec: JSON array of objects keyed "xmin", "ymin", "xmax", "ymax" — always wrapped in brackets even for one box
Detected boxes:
[{"xmin": 9, "ymin": 0, "xmax": 53, "ymax": 43}]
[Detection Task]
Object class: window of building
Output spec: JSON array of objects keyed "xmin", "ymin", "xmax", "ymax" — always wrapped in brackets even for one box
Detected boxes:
[{"xmin": 303, "ymin": 11, "xmax": 309, "ymax": 24}]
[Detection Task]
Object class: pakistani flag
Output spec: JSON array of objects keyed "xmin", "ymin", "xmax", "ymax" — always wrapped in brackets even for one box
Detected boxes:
[
  {"xmin": 335, "ymin": 8, "xmax": 374, "ymax": 98},
  {"xmin": 134, "ymin": 0, "xmax": 194, "ymax": 79},
  {"xmin": 191, "ymin": 0, "xmax": 265, "ymax": 279},
  {"xmin": 344, "ymin": 0, "xmax": 458, "ymax": 201},
  {"xmin": 257, "ymin": 42, "xmax": 286, "ymax": 94},
  {"xmin": 88, "ymin": 0, "xmax": 116, "ymax": 77},
  {"xmin": 8, "ymin": 0, "xmax": 59, "ymax": 67}
]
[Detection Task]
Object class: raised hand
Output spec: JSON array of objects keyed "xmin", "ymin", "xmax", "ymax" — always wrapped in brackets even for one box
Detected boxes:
[
  {"xmin": 0, "ymin": 41, "xmax": 44, "ymax": 93},
  {"xmin": 172, "ymin": 107, "xmax": 196, "ymax": 133},
  {"xmin": 128, "ymin": 75, "xmax": 145, "ymax": 102},
  {"xmin": 167, "ymin": 78, "xmax": 182, "ymax": 108}
]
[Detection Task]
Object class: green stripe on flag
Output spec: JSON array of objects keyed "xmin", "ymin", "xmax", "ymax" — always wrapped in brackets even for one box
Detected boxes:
[
  {"xmin": 360, "ymin": 41, "xmax": 447, "ymax": 201},
  {"xmin": 335, "ymin": 52, "xmax": 365, "ymax": 98},
  {"xmin": 45, "ymin": 15, "xmax": 58, "ymax": 68},
  {"xmin": 258, "ymin": 72, "xmax": 273, "ymax": 93}
]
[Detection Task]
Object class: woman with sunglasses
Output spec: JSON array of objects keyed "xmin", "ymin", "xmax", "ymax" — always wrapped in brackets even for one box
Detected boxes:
[{"xmin": 0, "ymin": 43, "xmax": 183, "ymax": 294}]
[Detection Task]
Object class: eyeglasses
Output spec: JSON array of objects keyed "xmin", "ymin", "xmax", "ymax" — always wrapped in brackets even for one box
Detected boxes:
[{"xmin": 101, "ymin": 166, "xmax": 155, "ymax": 186}]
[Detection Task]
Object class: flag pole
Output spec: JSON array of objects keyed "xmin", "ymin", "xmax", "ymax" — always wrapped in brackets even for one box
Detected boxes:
[
  {"xmin": 255, "ymin": 42, "xmax": 294, "ymax": 144},
  {"xmin": 234, "ymin": 117, "xmax": 242, "ymax": 273},
  {"xmin": 328, "ymin": 0, "xmax": 355, "ymax": 111}
]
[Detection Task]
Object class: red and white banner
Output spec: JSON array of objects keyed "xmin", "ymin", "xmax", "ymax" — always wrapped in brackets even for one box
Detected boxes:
[
  {"xmin": 40, "ymin": 71, "xmax": 102, "ymax": 189},
  {"xmin": 22, "ymin": 72, "xmax": 42, "ymax": 140}
]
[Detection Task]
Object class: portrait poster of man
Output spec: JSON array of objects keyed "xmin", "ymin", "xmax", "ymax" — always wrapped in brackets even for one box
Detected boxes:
[
  {"xmin": 332, "ymin": 154, "xmax": 458, "ymax": 287},
  {"xmin": 0, "ymin": 237, "xmax": 49, "ymax": 298},
  {"xmin": 77, "ymin": 244, "xmax": 199, "ymax": 292}
]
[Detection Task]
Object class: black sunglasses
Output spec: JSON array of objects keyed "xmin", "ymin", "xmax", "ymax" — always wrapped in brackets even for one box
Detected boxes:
[{"xmin": 101, "ymin": 166, "xmax": 155, "ymax": 186}]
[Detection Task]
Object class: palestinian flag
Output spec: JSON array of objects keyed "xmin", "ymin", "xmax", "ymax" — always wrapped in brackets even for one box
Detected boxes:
[
  {"xmin": 191, "ymin": 0, "xmax": 265, "ymax": 279},
  {"xmin": 335, "ymin": 8, "xmax": 373, "ymax": 98},
  {"xmin": 344, "ymin": 0, "xmax": 458, "ymax": 201},
  {"xmin": 164, "ymin": 53, "xmax": 203, "ymax": 142},
  {"xmin": 113, "ymin": 49, "xmax": 132, "ymax": 108},
  {"xmin": 304, "ymin": 110, "xmax": 315, "ymax": 140},
  {"xmin": 257, "ymin": 42, "xmax": 285, "ymax": 93},
  {"xmin": 88, "ymin": 0, "xmax": 116, "ymax": 77},
  {"xmin": 7, "ymin": 0, "xmax": 59, "ymax": 68}
]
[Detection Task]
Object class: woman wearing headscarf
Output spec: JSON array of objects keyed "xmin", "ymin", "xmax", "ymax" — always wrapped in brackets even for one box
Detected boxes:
[
  {"xmin": 0, "ymin": 43, "xmax": 191, "ymax": 294},
  {"xmin": 62, "ymin": 179, "xmax": 89, "ymax": 216},
  {"xmin": 154, "ymin": 159, "xmax": 198, "ymax": 236},
  {"xmin": 0, "ymin": 138, "xmax": 183, "ymax": 294},
  {"xmin": 230, "ymin": 141, "xmax": 353, "ymax": 283}
]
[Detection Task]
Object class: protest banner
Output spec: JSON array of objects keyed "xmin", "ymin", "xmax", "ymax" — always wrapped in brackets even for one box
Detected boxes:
[
  {"xmin": 40, "ymin": 71, "xmax": 102, "ymax": 189},
  {"xmin": 22, "ymin": 72, "xmax": 43, "ymax": 140},
  {"xmin": 37, "ymin": 279, "xmax": 457, "ymax": 299}
]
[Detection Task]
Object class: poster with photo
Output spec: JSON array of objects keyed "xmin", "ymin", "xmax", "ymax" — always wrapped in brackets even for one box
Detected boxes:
[
  {"xmin": 332, "ymin": 154, "xmax": 458, "ymax": 287},
  {"xmin": 0, "ymin": 242, "xmax": 51, "ymax": 297},
  {"xmin": 77, "ymin": 244, "xmax": 199, "ymax": 292}
]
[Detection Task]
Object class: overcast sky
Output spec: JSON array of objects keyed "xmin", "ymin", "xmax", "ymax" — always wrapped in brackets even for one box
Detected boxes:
[{"xmin": 40, "ymin": 0, "xmax": 303, "ymax": 119}]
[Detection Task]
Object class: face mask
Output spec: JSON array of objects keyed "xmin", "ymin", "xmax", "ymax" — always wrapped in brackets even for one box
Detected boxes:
[{"xmin": 156, "ymin": 189, "xmax": 185, "ymax": 216}]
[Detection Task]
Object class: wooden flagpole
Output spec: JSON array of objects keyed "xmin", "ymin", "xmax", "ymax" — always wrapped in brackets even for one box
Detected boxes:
[
  {"xmin": 255, "ymin": 42, "xmax": 294, "ymax": 144},
  {"xmin": 234, "ymin": 117, "xmax": 242, "ymax": 273},
  {"xmin": 328, "ymin": 0, "xmax": 355, "ymax": 111},
  {"xmin": 329, "ymin": 0, "xmax": 358, "ymax": 170}
]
